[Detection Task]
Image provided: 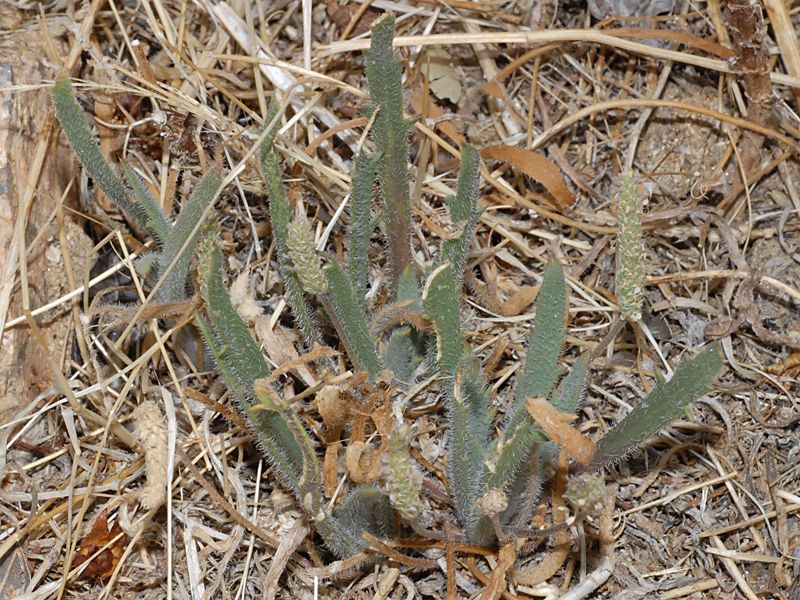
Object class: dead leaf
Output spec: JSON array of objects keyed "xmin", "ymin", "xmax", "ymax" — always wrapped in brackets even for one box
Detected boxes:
[
  {"xmin": 229, "ymin": 271, "xmax": 261, "ymax": 321},
  {"xmin": 0, "ymin": 547, "xmax": 30, "ymax": 599},
  {"xmin": 766, "ymin": 352, "xmax": 800, "ymax": 377},
  {"xmin": 74, "ymin": 510, "xmax": 127, "ymax": 580},
  {"xmin": 326, "ymin": 0, "xmax": 380, "ymax": 36},
  {"xmin": 253, "ymin": 318, "xmax": 317, "ymax": 387},
  {"xmin": 526, "ymin": 397, "xmax": 595, "ymax": 465},
  {"xmin": 323, "ymin": 439, "xmax": 340, "ymax": 498},
  {"xmin": 345, "ymin": 441, "xmax": 383, "ymax": 483},
  {"xmin": 409, "ymin": 88, "xmax": 465, "ymax": 146},
  {"xmin": 499, "ymin": 285, "xmax": 539, "ymax": 317},
  {"xmin": 425, "ymin": 48, "xmax": 462, "ymax": 103},
  {"xmin": 479, "ymin": 542, "xmax": 516, "ymax": 600},
  {"xmin": 481, "ymin": 145, "xmax": 574, "ymax": 211}
]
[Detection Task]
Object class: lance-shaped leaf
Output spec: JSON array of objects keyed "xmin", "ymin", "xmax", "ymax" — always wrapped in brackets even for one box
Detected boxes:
[
  {"xmin": 478, "ymin": 264, "xmax": 571, "ymax": 537},
  {"xmin": 121, "ymin": 165, "xmax": 172, "ymax": 247},
  {"xmin": 253, "ymin": 379, "xmax": 321, "ymax": 514},
  {"xmin": 441, "ymin": 144, "xmax": 482, "ymax": 285},
  {"xmin": 260, "ymin": 100, "xmax": 323, "ymax": 350},
  {"xmin": 507, "ymin": 260, "xmax": 568, "ymax": 433},
  {"xmin": 52, "ymin": 75, "xmax": 170, "ymax": 237},
  {"xmin": 535, "ymin": 352, "xmax": 590, "ymax": 468},
  {"xmin": 422, "ymin": 263, "xmax": 462, "ymax": 377},
  {"xmin": 196, "ymin": 231, "xmax": 307, "ymax": 497},
  {"xmin": 316, "ymin": 486, "xmax": 396, "ymax": 558},
  {"xmin": 551, "ymin": 353, "xmax": 589, "ymax": 414},
  {"xmin": 503, "ymin": 354, "xmax": 589, "ymax": 532},
  {"xmin": 366, "ymin": 13, "xmax": 414, "ymax": 296},
  {"xmin": 348, "ymin": 152, "xmax": 378, "ymax": 307},
  {"xmin": 157, "ymin": 171, "xmax": 220, "ymax": 302},
  {"xmin": 591, "ymin": 345, "xmax": 723, "ymax": 468},
  {"xmin": 323, "ymin": 261, "xmax": 382, "ymax": 377},
  {"xmin": 447, "ymin": 360, "xmax": 492, "ymax": 540},
  {"xmin": 616, "ymin": 171, "xmax": 643, "ymax": 322}
]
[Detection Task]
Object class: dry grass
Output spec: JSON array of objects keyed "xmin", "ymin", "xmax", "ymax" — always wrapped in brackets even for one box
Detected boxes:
[{"xmin": 1, "ymin": 0, "xmax": 799, "ymax": 598}]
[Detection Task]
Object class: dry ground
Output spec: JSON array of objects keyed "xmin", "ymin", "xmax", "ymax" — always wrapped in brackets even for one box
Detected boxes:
[{"xmin": 1, "ymin": 0, "xmax": 799, "ymax": 598}]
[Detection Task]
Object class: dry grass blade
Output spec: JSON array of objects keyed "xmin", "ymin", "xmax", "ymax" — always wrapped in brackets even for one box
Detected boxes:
[
  {"xmin": 263, "ymin": 520, "xmax": 309, "ymax": 600},
  {"xmin": 320, "ymin": 29, "xmax": 800, "ymax": 87},
  {"xmin": 763, "ymin": 0, "xmax": 800, "ymax": 108}
]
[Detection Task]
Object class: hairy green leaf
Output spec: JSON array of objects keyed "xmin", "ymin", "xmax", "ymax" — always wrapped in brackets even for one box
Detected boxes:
[
  {"xmin": 367, "ymin": 13, "xmax": 414, "ymax": 296},
  {"xmin": 317, "ymin": 486, "xmax": 395, "ymax": 558},
  {"xmin": 348, "ymin": 152, "xmax": 378, "ymax": 307},
  {"xmin": 422, "ymin": 263, "xmax": 462, "ymax": 377},
  {"xmin": 551, "ymin": 353, "xmax": 589, "ymax": 414},
  {"xmin": 441, "ymin": 145, "xmax": 482, "ymax": 285},
  {"xmin": 120, "ymin": 164, "xmax": 172, "ymax": 246},
  {"xmin": 448, "ymin": 360, "xmax": 492, "ymax": 540},
  {"xmin": 260, "ymin": 99, "xmax": 324, "ymax": 350},
  {"xmin": 158, "ymin": 171, "xmax": 220, "ymax": 302},
  {"xmin": 254, "ymin": 380, "xmax": 321, "ymax": 513},
  {"xmin": 52, "ymin": 76, "xmax": 134, "ymax": 217},
  {"xmin": 508, "ymin": 259, "xmax": 568, "ymax": 432},
  {"xmin": 53, "ymin": 75, "xmax": 170, "ymax": 235},
  {"xmin": 324, "ymin": 261, "xmax": 383, "ymax": 377},
  {"xmin": 592, "ymin": 345, "xmax": 722, "ymax": 467},
  {"xmin": 196, "ymin": 231, "xmax": 270, "ymax": 392},
  {"xmin": 196, "ymin": 232, "xmax": 311, "ymax": 497}
]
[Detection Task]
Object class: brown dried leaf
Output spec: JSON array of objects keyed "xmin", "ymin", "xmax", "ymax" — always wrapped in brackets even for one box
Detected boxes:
[
  {"xmin": 323, "ymin": 439, "xmax": 340, "ymax": 498},
  {"xmin": 426, "ymin": 48, "xmax": 462, "ymax": 103},
  {"xmin": 499, "ymin": 285, "xmax": 539, "ymax": 317},
  {"xmin": 260, "ymin": 344, "xmax": 338, "ymax": 386},
  {"xmin": 74, "ymin": 510, "xmax": 127, "ymax": 580},
  {"xmin": 479, "ymin": 542, "xmax": 516, "ymax": 600},
  {"xmin": 513, "ymin": 451, "xmax": 570, "ymax": 586},
  {"xmin": 766, "ymin": 352, "xmax": 800, "ymax": 377},
  {"xmin": 344, "ymin": 441, "xmax": 383, "ymax": 483},
  {"xmin": 315, "ymin": 385, "xmax": 350, "ymax": 430},
  {"xmin": 481, "ymin": 145, "xmax": 574, "ymax": 210},
  {"xmin": 526, "ymin": 397, "xmax": 596, "ymax": 465},
  {"xmin": 326, "ymin": 0, "xmax": 380, "ymax": 36}
]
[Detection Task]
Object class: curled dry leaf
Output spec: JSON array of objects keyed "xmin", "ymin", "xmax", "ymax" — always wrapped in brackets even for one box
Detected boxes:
[
  {"xmin": 73, "ymin": 510, "xmax": 127, "ymax": 580},
  {"xmin": 326, "ymin": 0, "xmax": 380, "ymax": 36},
  {"xmin": 315, "ymin": 385, "xmax": 349, "ymax": 429},
  {"xmin": 481, "ymin": 145, "xmax": 574, "ymax": 211},
  {"xmin": 766, "ymin": 352, "xmax": 800, "ymax": 377},
  {"xmin": 345, "ymin": 441, "xmax": 383, "ymax": 483},
  {"xmin": 425, "ymin": 48, "xmax": 463, "ymax": 104},
  {"xmin": 229, "ymin": 270, "xmax": 261, "ymax": 322},
  {"xmin": 526, "ymin": 397, "xmax": 596, "ymax": 465},
  {"xmin": 499, "ymin": 285, "xmax": 539, "ymax": 317},
  {"xmin": 479, "ymin": 542, "xmax": 516, "ymax": 600}
]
